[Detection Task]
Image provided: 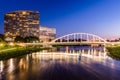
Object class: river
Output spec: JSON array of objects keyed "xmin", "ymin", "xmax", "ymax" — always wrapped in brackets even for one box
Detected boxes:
[{"xmin": 0, "ymin": 46, "xmax": 120, "ymax": 80}]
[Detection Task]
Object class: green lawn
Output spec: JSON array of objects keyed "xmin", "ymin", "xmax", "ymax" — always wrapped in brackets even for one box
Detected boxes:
[
  {"xmin": 0, "ymin": 46, "xmax": 49, "ymax": 60},
  {"xmin": 107, "ymin": 46, "xmax": 120, "ymax": 60}
]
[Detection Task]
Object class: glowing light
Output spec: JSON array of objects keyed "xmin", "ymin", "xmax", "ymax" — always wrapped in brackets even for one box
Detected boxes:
[
  {"xmin": 9, "ymin": 42, "xmax": 14, "ymax": 46},
  {"xmin": 0, "ymin": 61, "xmax": 4, "ymax": 73},
  {"xmin": 22, "ymin": 11, "xmax": 27, "ymax": 15},
  {"xmin": 112, "ymin": 43, "xmax": 114, "ymax": 46},
  {"xmin": 8, "ymin": 59, "xmax": 14, "ymax": 73},
  {"xmin": 0, "ymin": 44, "xmax": 3, "ymax": 46},
  {"xmin": 19, "ymin": 43, "xmax": 25, "ymax": 47}
]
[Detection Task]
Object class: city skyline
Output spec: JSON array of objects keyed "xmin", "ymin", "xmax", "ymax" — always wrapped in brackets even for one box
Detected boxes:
[{"xmin": 0, "ymin": 0, "xmax": 120, "ymax": 39}]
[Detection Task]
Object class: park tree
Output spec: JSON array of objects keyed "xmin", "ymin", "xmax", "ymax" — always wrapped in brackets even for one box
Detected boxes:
[
  {"xmin": 14, "ymin": 36, "xmax": 24, "ymax": 42},
  {"xmin": 0, "ymin": 34, "xmax": 4, "ymax": 41},
  {"xmin": 24, "ymin": 36, "xmax": 39, "ymax": 43}
]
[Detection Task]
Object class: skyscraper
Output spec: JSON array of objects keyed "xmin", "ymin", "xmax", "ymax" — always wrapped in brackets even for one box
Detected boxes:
[{"xmin": 4, "ymin": 10, "xmax": 39, "ymax": 41}]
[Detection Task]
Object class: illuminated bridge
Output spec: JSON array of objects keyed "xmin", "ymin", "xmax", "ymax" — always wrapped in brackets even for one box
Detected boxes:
[
  {"xmin": 23, "ymin": 33, "xmax": 109, "ymax": 46},
  {"xmin": 50, "ymin": 33, "xmax": 107, "ymax": 46}
]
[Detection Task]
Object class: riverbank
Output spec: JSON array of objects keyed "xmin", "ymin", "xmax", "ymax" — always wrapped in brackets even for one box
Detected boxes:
[
  {"xmin": 107, "ymin": 46, "xmax": 120, "ymax": 60},
  {"xmin": 0, "ymin": 46, "xmax": 51, "ymax": 60}
]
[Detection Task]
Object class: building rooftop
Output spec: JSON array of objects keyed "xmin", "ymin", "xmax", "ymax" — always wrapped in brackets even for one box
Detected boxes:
[{"xmin": 5, "ymin": 10, "xmax": 39, "ymax": 14}]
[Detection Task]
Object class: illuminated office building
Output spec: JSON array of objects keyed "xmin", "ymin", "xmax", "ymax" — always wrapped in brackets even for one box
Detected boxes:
[
  {"xmin": 4, "ymin": 10, "xmax": 39, "ymax": 41},
  {"xmin": 39, "ymin": 26, "xmax": 56, "ymax": 42}
]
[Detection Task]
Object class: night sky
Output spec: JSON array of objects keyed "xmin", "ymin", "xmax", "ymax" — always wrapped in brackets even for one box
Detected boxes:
[{"xmin": 0, "ymin": 0, "xmax": 120, "ymax": 39}]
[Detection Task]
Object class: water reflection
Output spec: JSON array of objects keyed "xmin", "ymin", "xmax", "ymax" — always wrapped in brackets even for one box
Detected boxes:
[
  {"xmin": 0, "ymin": 51, "xmax": 120, "ymax": 80},
  {"xmin": 8, "ymin": 59, "xmax": 14, "ymax": 73},
  {"xmin": 0, "ymin": 61, "xmax": 4, "ymax": 80},
  {"xmin": 0, "ymin": 61, "xmax": 3, "ymax": 73}
]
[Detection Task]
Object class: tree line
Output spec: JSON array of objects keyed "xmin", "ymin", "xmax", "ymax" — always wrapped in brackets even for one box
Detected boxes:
[{"xmin": 0, "ymin": 34, "xmax": 39, "ymax": 43}]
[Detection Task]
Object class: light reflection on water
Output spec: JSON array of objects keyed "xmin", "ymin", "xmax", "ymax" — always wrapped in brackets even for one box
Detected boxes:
[
  {"xmin": 0, "ymin": 50, "xmax": 120, "ymax": 80},
  {"xmin": 0, "ymin": 61, "xmax": 3, "ymax": 73}
]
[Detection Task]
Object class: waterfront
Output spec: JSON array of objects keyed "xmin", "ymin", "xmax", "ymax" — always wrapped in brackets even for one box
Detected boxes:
[
  {"xmin": 0, "ymin": 50, "xmax": 120, "ymax": 80},
  {"xmin": 1, "ymin": 0, "xmax": 120, "ymax": 80}
]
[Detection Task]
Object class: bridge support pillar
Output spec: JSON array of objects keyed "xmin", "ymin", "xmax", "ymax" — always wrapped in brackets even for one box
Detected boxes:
[{"xmin": 66, "ymin": 46, "xmax": 69, "ymax": 53}]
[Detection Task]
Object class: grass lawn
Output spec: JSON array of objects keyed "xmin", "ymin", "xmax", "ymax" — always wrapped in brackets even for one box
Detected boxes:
[
  {"xmin": 107, "ymin": 46, "xmax": 120, "ymax": 60},
  {"xmin": 0, "ymin": 46, "xmax": 49, "ymax": 60}
]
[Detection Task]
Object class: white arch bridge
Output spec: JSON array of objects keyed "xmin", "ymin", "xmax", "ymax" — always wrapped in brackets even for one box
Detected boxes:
[
  {"xmin": 23, "ymin": 33, "xmax": 110, "ymax": 46},
  {"xmin": 50, "ymin": 33, "xmax": 106, "ymax": 46}
]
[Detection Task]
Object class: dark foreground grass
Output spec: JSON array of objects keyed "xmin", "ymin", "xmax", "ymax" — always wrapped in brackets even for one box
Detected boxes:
[
  {"xmin": 0, "ymin": 47, "xmax": 50, "ymax": 60},
  {"xmin": 107, "ymin": 46, "xmax": 120, "ymax": 60}
]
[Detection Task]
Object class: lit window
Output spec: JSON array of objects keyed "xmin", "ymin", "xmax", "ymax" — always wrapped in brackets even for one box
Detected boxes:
[{"xmin": 22, "ymin": 11, "xmax": 27, "ymax": 15}]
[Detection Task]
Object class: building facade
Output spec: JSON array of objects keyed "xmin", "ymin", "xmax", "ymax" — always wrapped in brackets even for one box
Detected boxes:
[
  {"xmin": 39, "ymin": 26, "xmax": 56, "ymax": 42},
  {"xmin": 4, "ymin": 10, "xmax": 39, "ymax": 41}
]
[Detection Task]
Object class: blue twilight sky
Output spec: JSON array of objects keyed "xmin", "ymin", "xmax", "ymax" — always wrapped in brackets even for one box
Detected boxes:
[{"xmin": 0, "ymin": 0, "xmax": 120, "ymax": 39}]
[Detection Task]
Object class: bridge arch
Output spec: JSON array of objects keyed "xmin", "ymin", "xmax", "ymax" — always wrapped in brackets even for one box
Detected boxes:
[{"xmin": 51, "ymin": 33, "xmax": 106, "ymax": 43}]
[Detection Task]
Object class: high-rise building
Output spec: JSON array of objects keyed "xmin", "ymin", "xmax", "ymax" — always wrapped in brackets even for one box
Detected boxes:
[
  {"xmin": 39, "ymin": 26, "xmax": 56, "ymax": 42},
  {"xmin": 4, "ymin": 10, "xmax": 39, "ymax": 41}
]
